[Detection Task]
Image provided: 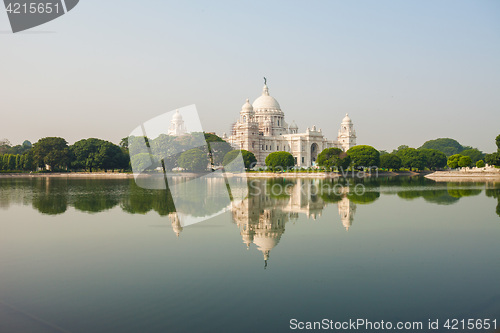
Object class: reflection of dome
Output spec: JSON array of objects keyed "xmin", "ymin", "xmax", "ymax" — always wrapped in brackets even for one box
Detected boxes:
[
  {"xmin": 253, "ymin": 231, "xmax": 283, "ymax": 261},
  {"xmin": 342, "ymin": 113, "xmax": 352, "ymax": 124},
  {"xmin": 241, "ymin": 98, "xmax": 253, "ymax": 112},
  {"xmin": 252, "ymin": 84, "xmax": 281, "ymax": 111}
]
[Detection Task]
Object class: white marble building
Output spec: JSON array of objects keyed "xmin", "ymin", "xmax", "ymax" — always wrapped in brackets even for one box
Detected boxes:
[{"xmin": 226, "ymin": 82, "xmax": 356, "ymax": 167}]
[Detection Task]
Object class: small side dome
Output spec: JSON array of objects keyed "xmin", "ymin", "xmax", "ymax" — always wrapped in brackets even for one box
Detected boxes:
[
  {"xmin": 342, "ymin": 113, "xmax": 352, "ymax": 124},
  {"xmin": 241, "ymin": 98, "xmax": 253, "ymax": 112},
  {"xmin": 289, "ymin": 120, "xmax": 298, "ymax": 129}
]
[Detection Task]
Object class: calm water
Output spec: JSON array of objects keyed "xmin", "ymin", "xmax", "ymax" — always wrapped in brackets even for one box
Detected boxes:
[{"xmin": 0, "ymin": 176, "xmax": 499, "ymax": 333}]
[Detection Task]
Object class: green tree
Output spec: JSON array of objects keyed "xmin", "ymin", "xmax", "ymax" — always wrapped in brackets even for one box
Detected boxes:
[
  {"xmin": 419, "ymin": 149, "xmax": 447, "ymax": 170},
  {"xmin": 265, "ymin": 151, "xmax": 295, "ymax": 171},
  {"xmin": 96, "ymin": 141, "xmax": 128, "ymax": 172},
  {"xmin": 396, "ymin": 148, "xmax": 426, "ymax": 170},
  {"xmin": 392, "ymin": 145, "xmax": 409, "ymax": 154},
  {"xmin": 460, "ymin": 148, "xmax": 484, "ymax": 164},
  {"xmin": 70, "ymin": 138, "xmax": 103, "ymax": 172},
  {"xmin": 380, "ymin": 153, "xmax": 402, "ymax": 170},
  {"xmin": 419, "ymin": 138, "xmax": 464, "ymax": 156},
  {"xmin": 485, "ymin": 152, "xmax": 500, "ymax": 166},
  {"xmin": 317, "ymin": 148, "xmax": 351, "ymax": 171},
  {"xmin": 2, "ymin": 155, "xmax": 9, "ymax": 170},
  {"xmin": 0, "ymin": 139, "xmax": 11, "ymax": 155},
  {"xmin": 178, "ymin": 148, "xmax": 209, "ymax": 172},
  {"xmin": 447, "ymin": 154, "xmax": 462, "ymax": 169},
  {"xmin": 496, "ymin": 134, "xmax": 500, "ymax": 151},
  {"xmin": 476, "ymin": 160, "xmax": 485, "ymax": 168},
  {"xmin": 15, "ymin": 154, "xmax": 21, "ymax": 170},
  {"xmin": 204, "ymin": 133, "xmax": 232, "ymax": 166},
  {"xmin": 8, "ymin": 154, "xmax": 16, "ymax": 170},
  {"xmin": 22, "ymin": 151, "xmax": 35, "ymax": 171},
  {"xmin": 458, "ymin": 155, "xmax": 472, "ymax": 168},
  {"xmin": 223, "ymin": 149, "xmax": 257, "ymax": 170},
  {"xmin": 32, "ymin": 137, "xmax": 69, "ymax": 171},
  {"xmin": 347, "ymin": 145, "xmax": 380, "ymax": 168},
  {"xmin": 130, "ymin": 153, "xmax": 158, "ymax": 172}
]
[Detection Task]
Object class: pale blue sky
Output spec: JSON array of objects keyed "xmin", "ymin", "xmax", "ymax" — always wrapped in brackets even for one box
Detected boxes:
[{"xmin": 1, "ymin": 0, "xmax": 499, "ymax": 152}]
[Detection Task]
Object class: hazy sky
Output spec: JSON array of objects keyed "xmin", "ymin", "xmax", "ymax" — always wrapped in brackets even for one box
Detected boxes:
[{"xmin": 1, "ymin": 0, "xmax": 499, "ymax": 152}]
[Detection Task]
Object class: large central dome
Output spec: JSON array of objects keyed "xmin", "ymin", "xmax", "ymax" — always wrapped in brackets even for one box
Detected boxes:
[{"xmin": 252, "ymin": 84, "xmax": 281, "ymax": 111}]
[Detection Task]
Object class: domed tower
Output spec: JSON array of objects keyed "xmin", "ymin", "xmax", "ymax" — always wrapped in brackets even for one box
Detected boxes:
[
  {"xmin": 337, "ymin": 113, "xmax": 356, "ymax": 151},
  {"xmin": 168, "ymin": 110, "xmax": 187, "ymax": 136},
  {"xmin": 240, "ymin": 98, "xmax": 254, "ymax": 123},
  {"xmin": 252, "ymin": 81, "xmax": 287, "ymax": 136}
]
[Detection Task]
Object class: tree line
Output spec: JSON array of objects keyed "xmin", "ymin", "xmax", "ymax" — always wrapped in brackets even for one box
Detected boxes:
[
  {"xmin": 0, "ymin": 137, "xmax": 129, "ymax": 172},
  {"xmin": 1, "ymin": 134, "xmax": 499, "ymax": 173}
]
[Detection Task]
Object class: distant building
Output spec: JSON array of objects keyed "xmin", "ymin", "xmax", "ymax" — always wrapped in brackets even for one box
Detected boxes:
[
  {"xmin": 226, "ymin": 82, "xmax": 356, "ymax": 166},
  {"xmin": 168, "ymin": 110, "xmax": 187, "ymax": 136}
]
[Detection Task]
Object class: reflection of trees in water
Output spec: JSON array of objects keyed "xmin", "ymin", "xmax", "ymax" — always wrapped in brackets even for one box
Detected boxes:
[
  {"xmin": 69, "ymin": 179, "xmax": 124, "ymax": 213},
  {"xmin": 446, "ymin": 183, "xmax": 482, "ymax": 198},
  {"xmin": 1, "ymin": 176, "xmax": 499, "ymax": 219},
  {"xmin": 395, "ymin": 179, "xmax": 484, "ymax": 205},
  {"xmin": 485, "ymin": 187, "xmax": 500, "ymax": 217},
  {"xmin": 31, "ymin": 178, "xmax": 69, "ymax": 215},
  {"xmin": 120, "ymin": 180, "xmax": 175, "ymax": 216}
]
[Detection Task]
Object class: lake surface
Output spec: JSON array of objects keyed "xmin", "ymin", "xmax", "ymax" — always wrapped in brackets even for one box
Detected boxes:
[{"xmin": 0, "ymin": 176, "xmax": 499, "ymax": 333}]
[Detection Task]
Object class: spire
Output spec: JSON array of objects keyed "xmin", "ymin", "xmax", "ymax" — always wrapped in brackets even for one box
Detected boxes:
[
  {"xmin": 263, "ymin": 76, "xmax": 269, "ymax": 96},
  {"xmin": 262, "ymin": 84, "xmax": 269, "ymax": 96}
]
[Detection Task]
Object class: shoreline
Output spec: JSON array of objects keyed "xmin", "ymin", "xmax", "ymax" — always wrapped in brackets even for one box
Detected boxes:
[
  {"xmin": 0, "ymin": 172, "xmax": 135, "ymax": 179},
  {"xmin": 425, "ymin": 170, "xmax": 500, "ymax": 182},
  {"xmin": 0, "ymin": 171, "xmax": 422, "ymax": 179}
]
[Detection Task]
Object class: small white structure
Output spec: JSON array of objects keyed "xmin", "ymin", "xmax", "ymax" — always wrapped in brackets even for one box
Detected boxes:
[
  {"xmin": 168, "ymin": 110, "xmax": 187, "ymax": 136},
  {"xmin": 228, "ymin": 81, "xmax": 356, "ymax": 167}
]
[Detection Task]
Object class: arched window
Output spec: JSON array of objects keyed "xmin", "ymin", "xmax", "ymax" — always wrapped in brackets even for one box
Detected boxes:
[{"xmin": 243, "ymin": 116, "xmax": 247, "ymax": 122}]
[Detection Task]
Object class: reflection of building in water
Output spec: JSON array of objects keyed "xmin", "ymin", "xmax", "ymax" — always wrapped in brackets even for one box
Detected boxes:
[
  {"xmin": 168, "ymin": 110, "xmax": 187, "ymax": 136},
  {"xmin": 169, "ymin": 212, "xmax": 183, "ymax": 237},
  {"xmin": 337, "ymin": 196, "xmax": 356, "ymax": 231},
  {"xmin": 232, "ymin": 179, "xmax": 357, "ymax": 265}
]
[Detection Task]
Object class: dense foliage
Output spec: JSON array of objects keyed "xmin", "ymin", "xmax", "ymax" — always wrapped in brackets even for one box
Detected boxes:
[
  {"xmin": 380, "ymin": 153, "xmax": 402, "ymax": 170},
  {"xmin": 447, "ymin": 154, "xmax": 462, "ymax": 169},
  {"xmin": 458, "ymin": 156, "xmax": 472, "ymax": 168},
  {"xmin": 223, "ymin": 149, "xmax": 257, "ymax": 170},
  {"xmin": 178, "ymin": 148, "xmax": 210, "ymax": 172},
  {"xmin": 317, "ymin": 147, "xmax": 351, "ymax": 171},
  {"xmin": 419, "ymin": 138, "xmax": 465, "ymax": 156},
  {"xmin": 265, "ymin": 151, "xmax": 295, "ymax": 170},
  {"xmin": 346, "ymin": 145, "xmax": 380, "ymax": 168}
]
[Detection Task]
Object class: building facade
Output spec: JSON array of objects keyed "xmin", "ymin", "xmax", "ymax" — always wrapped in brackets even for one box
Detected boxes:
[{"xmin": 226, "ymin": 82, "xmax": 356, "ymax": 167}]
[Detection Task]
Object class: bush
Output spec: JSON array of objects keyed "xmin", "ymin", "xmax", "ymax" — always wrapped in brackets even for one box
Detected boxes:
[
  {"xmin": 317, "ymin": 147, "xmax": 350, "ymax": 171},
  {"xmin": 380, "ymin": 153, "xmax": 402, "ymax": 170},
  {"xmin": 178, "ymin": 148, "xmax": 209, "ymax": 172},
  {"xmin": 476, "ymin": 160, "xmax": 485, "ymax": 168},
  {"xmin": 485, "ymin": 152, "xmax": 500, "ymax": 166},
  {"xmin": 447, "ymin": 154, "xmax": 462, "ymax": 169},
  {"xmin": 346, "ymin": 145, "xmax": 380, "ymax": 168},
  {"xmin": 223, "ymin": 149, "xmax": 257, "ymax": 170},
  {"xmin": 458, "ymin": 156, "xmax": 472, "ymax": 168},
  {"xmin": 265, "ymin": 152, "xmax": 295, "ymax": 171}
]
